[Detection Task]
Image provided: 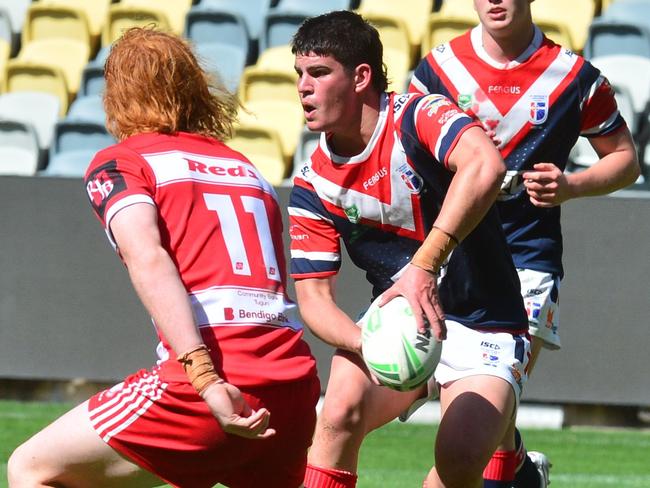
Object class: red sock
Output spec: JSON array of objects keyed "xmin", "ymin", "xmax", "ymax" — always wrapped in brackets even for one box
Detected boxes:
[
  {"xmin": 304, "ymin": 464, "xmax": 358, "ymax": 488},
  {"xmin": 483, "ymin": 449, "xmax": 517, "ymax": 486}
]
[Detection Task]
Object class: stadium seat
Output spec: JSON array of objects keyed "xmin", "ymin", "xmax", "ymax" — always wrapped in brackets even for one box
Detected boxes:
[
  {"xmin": 4, "ymin": 61, "xmax": 69, "ymax": 115},
  {"xmin": 239, "ymin": 67, "xmax": 298, "ymax": 105},
  {"xmin": 40, "ymin": 0, "xmax": 111, "ymax": 50},
  {"xmin": 273, "ymin": 0, "xmax": 353, "ymax": 15},
  {"xmin": 357, "ymin": 0, "xmax": 434, "ymax": 62},
  {"xmin": 185, "ymin": 8, "xmax": 251, "ymax": 65},
  {"xmin": 78, "ymin": 46, "xmax": 110, "ymax": 98},
  {"xmin": 22, "ymin": 4, "xmax": 92, "ymax": 50},
  {"xmin": 437, "ymin": 0, "xmax": 477, "ymax": 18},
  {"xmin": 66, "ymin": 95, "xmax": 106, "ymax": 124},
  {"xmin": 260, "ymin": 11, "xmax": 308, "ymax": 53},
  {"xmin": 601, "ymin": 0, "xmax": 650, "ymax": 28},
  {"xmin": 364, "ymin": 14, "xmax": 411, "ymax": 92},
  {"xmin": 534, "ymin": 19, "xmax": 574, "ymax": 52},
  {"xmin": 198, "ymin": 0, "xmax": 273, "ymax": 43},
  {"xmin": 0, "ymin": 8, "xmax": 13, "ymax": 51},
  {"xmin": 0, "ymin": 91, "xmax": 60, "ymax": 155},
  {"xmin": 121, "ymin": 0, "xmax": 192, "ymax": 35},
  {"xmin": 591, "ymin": 54, "xmax": 650, "ymax": 117},
  {"xmin": 0, "ymin": 38, "xmax": 9, "ymax": 91},
  {"xmin": 195, "ymin": 42, "xmax": 247, "ymax": 93},
  {"xmin": 0, "ymin": 119, "xmax": 40, "ymax": 176},
  {"xmin": 254, "ymin": 44, "xmax": 295, "ymax": 73},
  {"xmin": 0, "ymin": 0, "xmax": 31, "ymax": 56},
  {"xmin": 42, "ymin": 120, "xmax": 115, "ymax": 177},
  {"xmin": 238, "ymin": 99, "xmax": 304, "ymax": 164},
  {"xmin": 16, "ymin": 38, "xmax": 90, "ymax": 97},
  {"xmin": 584, "ymin": 19, "xmax": 650, "ymax": 59},
  {"xmin": 531, "ymin": 0, "xmax": 596, "ymax": 52},
  {"xmin": 422, "ymin": 14, "xmax": 476, "ymax": 53},
  {"xmin": 229, "ymin": 122, "xmax": 288, "ymax": 185},
  {"xmin": 102, "ymin": 4, "xmax": 172, "ymax": 46}
]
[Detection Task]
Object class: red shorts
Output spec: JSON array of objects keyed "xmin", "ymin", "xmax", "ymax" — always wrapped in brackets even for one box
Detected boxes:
[{"xmin": 88, "ymin": 367, "xmax": 320, "ymax": 488}]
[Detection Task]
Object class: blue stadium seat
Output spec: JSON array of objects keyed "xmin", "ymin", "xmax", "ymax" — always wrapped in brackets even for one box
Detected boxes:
[
  {"xmin": 195, "ymin": 42, "xmax": 247, "ymax": 93},
  {"xmin": 79, "ymin": 46, "xmax": 111, "ymax": 97},
  {"xmin": 185, "ymin": 8, "xmax": 251, "ymax": 64},
  {"xmin": 66, "ymin": 95, "xmax": 106, "ymax": 124},
  {"xmin": 260, "ymin": 11, "xmax": 308, "ymax": 53},
  {"xmin": 0, "ymin": 120, "xmax": 40, "ymax": 176},
  {"xmin": 291, "ymin": 126, "xmax": 321, "ymax": 180},
  {"xmin": 197, "ymin": 0, "xmax": 273, "ymax": 42},
  {"xmin": 1, "ymin": 0, "xmax": 30, "ymax": 55},
  {"xmin": 584, "ymin": 19, "xmax": 650, "ymax": 59},
  {"xmin": 42, "ymin": 120, "xmax": 115, "ymax": 177},
  {"xmin": 272, "ymin": 0, "xmax": 353, "ymax": 15}
]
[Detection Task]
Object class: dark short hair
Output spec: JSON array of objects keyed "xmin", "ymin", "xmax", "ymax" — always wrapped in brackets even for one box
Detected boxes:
[{"xmin": 291, "ymin": 10, "xmax": 388, "ymax": 93}]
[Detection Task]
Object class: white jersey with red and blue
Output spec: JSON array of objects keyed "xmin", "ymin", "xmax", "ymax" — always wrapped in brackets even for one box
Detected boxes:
[
  {"xmin": 409, "ymin": 25, "xmax": 626, "ymax": 277},
  {"xmin": 84, "ymin": 132, "xmax": 316, "ymax": 387},
  {"xmin": 289, "ymin": 93, "xmax": 527, "ymax": 333}
]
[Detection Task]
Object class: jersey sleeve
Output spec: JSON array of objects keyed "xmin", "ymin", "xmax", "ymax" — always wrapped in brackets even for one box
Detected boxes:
[
  {"xmin": 409, "ymin": 94, "xmax": 481, "ymax": 168},
  {"xmin": 580, "ymin": 74, "xmax": 626, "ymax": 138},
  {"xmin": 408, "ymin": 52, "xmax": 439, "ymax": 95},
  {"xmin": 288, "ymin": 177, "xmax": 341, "ymax": 279},
  {"xmin": 84, "ymin": 147, "xmax": 156, "ymax": 249}
]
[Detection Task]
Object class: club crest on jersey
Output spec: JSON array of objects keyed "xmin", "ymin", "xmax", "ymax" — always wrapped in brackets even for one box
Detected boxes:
[
  {"xmin": 397, "ymin": 163, "xmax": 423, "ymax": 194},
  {"xmin": 84, "ymin": 159, "xmax": 127, "ymax": 218},
  {"xmin": 344, "ymin": 204, "xmax": 361, "ymax": 223},
  {"xmin": 457, "ymin": 93, "xmax": 473, "ymax": 111},
  {"xmin": 529, "ymin": 95, "xmax": 549, "ymax": 125}
]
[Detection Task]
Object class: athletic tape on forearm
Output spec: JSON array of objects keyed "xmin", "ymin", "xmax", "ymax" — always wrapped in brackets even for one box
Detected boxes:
[
  {"xmin": 177, "ymin": 344, "xmax": 222, "ymax": 395},
  {"xmin": 410, "ymin": 226, "xmax": 459, "ymax": 274}
]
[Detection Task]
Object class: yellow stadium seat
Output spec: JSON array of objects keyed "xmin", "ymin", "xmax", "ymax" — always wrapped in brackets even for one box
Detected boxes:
[
  {"xmin": 0, "ymin": 39, "xmax": 9, "ymax": 93},
  {"xmin": 238, "ymin": 99, "xmax": 304, "ymax": 164},
  {"xmin": 18, "ymin": 39, "xmax": 89, "ymax": 96},
  {"xmin": 422, "ymin": 13, "xmax": 476, "ymax": 53},
  {"xmin": 40, "ymin": 0, "xmax": 111, "ymax": 50},
  {"xmin": 229, "ymin": 122, "xmax": 288, "ymax": 185},
  {"xmin": 23, "ymin": 4, "xmax": 91, "ymax": 46},
  {"xmin": 364, "ymin": 14, "xmax": 412, "ymax": 92},
  {"xmin": 532, "ymin": 0, "xmax": 596, "ymax": 52},
  {"xmin": 438, "ymin": 0, "xmax": 477, "ymax": 18},
  {"xmin": 102, "ymin": 4, "xmax": 172, "ymax": 46},
  {"xmin": 535, "ymin": 19, "xmax": 574, "ymax": 52},
  {"xmin": 238, "ymin": 67, "xmax": 298, "ymax": 105},
  {"xmin": 4, "ymin": 61, "xmax": 69, "ymax": 115},
  {"xmin": 358, "ymin": 0, "xmax": 434, "ymax": 61},
  {"xmin": 255, "ymin": 45, "xmax": 296, "ymax": 74},
  {"xmin": 121, "ymin": 0, "xmax": 192, "ymax": 35}
]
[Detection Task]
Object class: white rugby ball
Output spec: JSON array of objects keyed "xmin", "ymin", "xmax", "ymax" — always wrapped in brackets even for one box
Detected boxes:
[{"xmin": 359, "ymin": 295, "xmax": 441, "ymax": 391}]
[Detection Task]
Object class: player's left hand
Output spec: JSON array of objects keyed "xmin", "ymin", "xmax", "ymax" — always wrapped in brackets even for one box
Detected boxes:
[
  {"xmin": 202, "ymin": 381, "xmax": 276, "ymax": 440},
  {"xmin": 379, "ymin": 264, "xmax": 446, "ymax": 341},
  {"xmin": 522, "ymin": 162, "xmax": 573, "ymax": 207}
]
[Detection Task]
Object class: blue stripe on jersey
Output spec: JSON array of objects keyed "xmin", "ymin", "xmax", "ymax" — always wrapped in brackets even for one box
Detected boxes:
[{"xmin": 291, "ymin": 257, "xmax": 339, "ymax": 276}]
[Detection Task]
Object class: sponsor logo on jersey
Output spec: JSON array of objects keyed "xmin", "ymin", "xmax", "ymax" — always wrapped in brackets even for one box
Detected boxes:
[
  {"xmin": 85, "ymin": 160, "xmax": 127, "ymax": 218},
  {"xmin": 393, "ymin": 93, "xmax": 413, "ymax": 117},
  {"xmin": 289, "ymin": 224, "xmax": 309, "ymax": 241},
  {"xmin": 344, "ymin": 204, "xmax": 361, "ymax": 223},
  {"xmin": 363, "ymin": 167, "xmax": 388, "ymax": 190},
  {"xmin": 186, "ymin": 158, "xmax": 259, "ymax": 179},
  {"xmin": 397, "ymin": 163, "xmax": 423, "ymax": 194},
  {"xmin": 529, "ymin": 94, "xmax": 549, "ymax": 125},
  {"xmin": 457, "ymin": 93, "xmax": 473, "ymax": 111},
  {"xmin": 488, "ymin": 85, "xmax": 521, "ymax": 95},
  {"xmin": 438, "ymin": 109, "xmax": 459, "ymax": 125},
  {"xmin": 420, "ymin": 94, "xmax": 452, "ymax": 117},
  {"xmin": 224, "ymin": 306, "xmax": 290, "ymax": 323}
]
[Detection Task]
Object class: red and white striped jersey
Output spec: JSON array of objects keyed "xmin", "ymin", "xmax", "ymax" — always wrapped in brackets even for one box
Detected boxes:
[{"xmin": 84, "ymin": 132, "xmax": 316, "ymax": 386}]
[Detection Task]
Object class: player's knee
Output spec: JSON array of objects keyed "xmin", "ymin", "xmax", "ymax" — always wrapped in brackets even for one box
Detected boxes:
[
  {"xmin": 319, "ymin": 392, "xmax": 366, "ymax": 435},
  {"xmin": 435, "ymin": 440, "xmax": 486, "ymax": 487},
  {"xmin": 8, "ymin": 442, "xmax": 42, "ymax": 487}
]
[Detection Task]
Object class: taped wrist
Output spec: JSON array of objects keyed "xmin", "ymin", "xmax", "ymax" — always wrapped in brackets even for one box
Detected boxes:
[
  {"xmin": 410, "ymin": 226, "xmax": 459, "ymax": 274},
  {"xmin": 177, "ymin": 344, "xmax": 222, "ymax": 395}
]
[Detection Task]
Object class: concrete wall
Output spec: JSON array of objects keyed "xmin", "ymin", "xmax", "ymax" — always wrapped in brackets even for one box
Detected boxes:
[{"xmin": 1, "ymin": 176, "xmax": 648, "ymax": 406}]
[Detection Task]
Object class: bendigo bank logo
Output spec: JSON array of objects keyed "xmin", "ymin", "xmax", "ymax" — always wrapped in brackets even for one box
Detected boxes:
[
  {"xmin": 85, "ymin": 160, "xmax": 126, "ymax": 217},
  {"xmin": 223, "ymin": 306, "xmax": 289, "ymax": 323}
]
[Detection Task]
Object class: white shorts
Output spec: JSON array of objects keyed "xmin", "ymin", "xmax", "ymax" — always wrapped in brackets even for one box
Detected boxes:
[
  {"xmin": 518, "ymin": 268, "xmax": 561, "ymax": 350},
  {"xmin": 434, "ymin": 321, "xmax": 530, "ymax": 407}
]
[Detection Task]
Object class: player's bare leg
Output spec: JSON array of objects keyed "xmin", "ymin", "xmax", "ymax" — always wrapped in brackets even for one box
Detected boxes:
[
  {"xmin": 526, "ymin": 336, "xmax": 545, "ymax": 377},
  {"xmin": 424, "ymin": 375, "xmax": 516, "ymax": 488},
  {"xmin": 8, "ymin": 401, "xmax": 163, "ymax": 488},
  {"xmin": 308, "ymin": 349, "xmax": 424, "ymax": 472}
]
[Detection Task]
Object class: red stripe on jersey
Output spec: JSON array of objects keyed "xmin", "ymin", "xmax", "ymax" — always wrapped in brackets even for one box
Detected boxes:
[{"xmin": 581, "ymin": 77, "xmax": 620, "ymax": 133}]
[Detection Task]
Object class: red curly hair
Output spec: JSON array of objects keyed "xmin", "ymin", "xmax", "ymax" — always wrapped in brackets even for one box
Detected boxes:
[{"xmin": 103, "ymin": 27, "xmax": 238, "ymax": 141}]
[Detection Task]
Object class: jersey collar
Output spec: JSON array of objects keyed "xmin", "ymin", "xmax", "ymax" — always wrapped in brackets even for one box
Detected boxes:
[{"xmin": 470, "ymin": 23, "xmax": 543, "ymax": 70}]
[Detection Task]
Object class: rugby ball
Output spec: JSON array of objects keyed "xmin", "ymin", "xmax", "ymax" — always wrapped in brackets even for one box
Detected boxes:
[{"xmin": 359, "ymin": 295, "xmax": 441, "ymax": 391}]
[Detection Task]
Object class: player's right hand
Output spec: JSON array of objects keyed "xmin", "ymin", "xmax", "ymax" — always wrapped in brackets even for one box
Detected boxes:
[{"xmin": 201, "ymin": 381, "xmax": 276, "ymax": 440}]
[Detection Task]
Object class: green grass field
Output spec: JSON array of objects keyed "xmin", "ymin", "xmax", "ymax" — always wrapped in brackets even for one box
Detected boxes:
[{"xmin": 2, "ymin": 400, "xmax": 650, "ymax": 488}]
